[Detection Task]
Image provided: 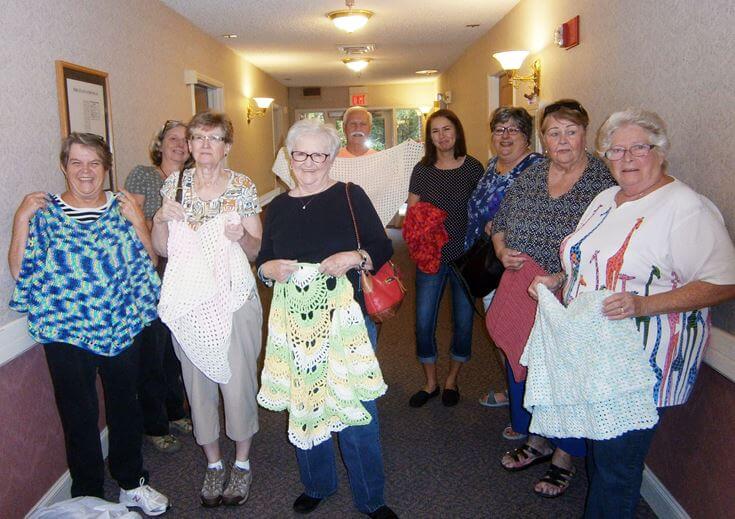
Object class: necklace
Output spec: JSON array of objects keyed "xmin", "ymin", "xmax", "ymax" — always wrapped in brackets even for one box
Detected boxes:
[
  {"xmin": 294, "ymin": 182, "xmax": 334, "ymax": 210},
  {"xmin": 301, "ymin": 195, "xmax": 318, "ymax": 210}
]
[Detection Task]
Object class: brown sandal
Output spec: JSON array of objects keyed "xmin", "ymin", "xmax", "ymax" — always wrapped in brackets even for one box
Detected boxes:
[
  {"xmin": 534, "ymin": 463, "xmax": 576, "ymax": 498},
  {"xmin": 501, "ymin": 443, "xmax": 553, "ymax": 472}
]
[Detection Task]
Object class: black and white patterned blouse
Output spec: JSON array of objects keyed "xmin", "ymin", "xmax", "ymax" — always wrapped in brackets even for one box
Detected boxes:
[
  {"xmin": 408, "ymin": 155, "xmax": 484, "ymax": 263},
  {"xmin": 125, "ymin": 165, "xmax": 165, "ymax": 220},
  {"xmin": 492, "ymin": 154, "xmax": 616, "ymax": 274}
]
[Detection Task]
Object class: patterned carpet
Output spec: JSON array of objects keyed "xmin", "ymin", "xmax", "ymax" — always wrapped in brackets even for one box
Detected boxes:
[{"xmin": 106, "ymin": 229, "xmax": 657, "ymax": 518}]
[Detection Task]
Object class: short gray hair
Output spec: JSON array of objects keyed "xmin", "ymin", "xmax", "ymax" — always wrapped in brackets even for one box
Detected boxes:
[
  {"xmin": 285, "ymin": 119, "xmax": 341, "ymax": 159},
  {"xmin": 490, "ymin": 106, "xmax": 534, "ymax": 146},
  {"xmin": 342, "ymin": 106, "xmax": 373, "ymax": 126},
  {"xmin": 596, "ymin": 108, "xmax": 670, "ymax": 166}
]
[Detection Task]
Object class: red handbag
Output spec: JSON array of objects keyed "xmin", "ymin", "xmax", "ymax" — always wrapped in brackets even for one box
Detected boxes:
[{"xmin": 345, "ymin": 183, "xmax": 407, "ymax": 322}]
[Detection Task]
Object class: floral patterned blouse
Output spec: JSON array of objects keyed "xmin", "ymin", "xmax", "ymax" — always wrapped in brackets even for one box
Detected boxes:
[
  {"xmin": 161, "ymin": 168, "xmax": 260, "ymax": 228},
  {"xmin": 464, "ymin": 152, "xmax": 544, "ymax": 250}
]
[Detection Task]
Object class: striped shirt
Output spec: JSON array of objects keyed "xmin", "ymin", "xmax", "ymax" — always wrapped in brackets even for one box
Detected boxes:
[{"xmin": 52, "ymin": 192, "xmax": 114, "ymax": 223}]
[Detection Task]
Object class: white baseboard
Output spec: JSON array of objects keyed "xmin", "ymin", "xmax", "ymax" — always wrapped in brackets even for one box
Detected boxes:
[
  {"xmin": 0, "ymin": 316, "xmax": 35, "ymax": 368},
  {"xmin": 25, "ymin": 428, "xmax": 109, "ymax": 518},
  {"xmin": 641, "ymin": 464, "xmax": 690, "ymax": 519}
]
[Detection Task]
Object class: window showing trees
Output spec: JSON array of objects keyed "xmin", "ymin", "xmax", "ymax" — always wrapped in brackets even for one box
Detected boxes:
[{"xmin": 396, "ymin": 109, "xmax": 422, "ymax": 144}]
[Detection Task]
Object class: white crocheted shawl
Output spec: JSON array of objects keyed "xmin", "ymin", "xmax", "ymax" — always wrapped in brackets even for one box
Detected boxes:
[
  {"xmin": 272, "ymin": 139, "xmax": 425, "ymax": 226},
  {"xmin": 521, "ymin": 285, "xmax": 659, "ymax": 440},
  {"xmin": 158, "ymin": 214, "xmax": 255, "ymax": 383}
]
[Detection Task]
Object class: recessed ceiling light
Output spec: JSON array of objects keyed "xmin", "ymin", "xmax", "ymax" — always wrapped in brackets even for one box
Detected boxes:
[
  {"xmin": 415, "ymin": 69, "xmax": 438, "ymax": 76},
  {"xmin": 222, "ymin": 34, "xmax": 238, "ymax": 39}
]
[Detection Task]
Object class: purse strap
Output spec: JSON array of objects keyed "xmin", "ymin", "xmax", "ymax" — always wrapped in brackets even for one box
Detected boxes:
[
  {"xmin": 344, "ymin": 182, "xmax": 362, "ymax": 249},
  {"xmin": 174, "ymin": 169, "xmax": 185, "ymax": 204}
]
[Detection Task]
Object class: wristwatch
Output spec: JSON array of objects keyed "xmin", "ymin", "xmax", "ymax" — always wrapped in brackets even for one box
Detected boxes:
[{"xmin": 356, "ymin": 249, "xmax": 369, "ymax": 271}]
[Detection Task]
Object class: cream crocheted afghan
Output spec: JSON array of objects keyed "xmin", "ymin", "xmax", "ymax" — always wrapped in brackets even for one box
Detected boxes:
[
  {"xmin": 521, "ymin": 285, "xmax": 659, "ymax": 440},
  {"xmin": 158, "ymin": 214, "xmax": 255, "ymax": 384},
  {"xmin": 257, "ymin": 263, "xmax": 387, "ymax": 449},
  {"xmin": 272, "ymin": 139, "xmax": 424, "ymax": 226}
]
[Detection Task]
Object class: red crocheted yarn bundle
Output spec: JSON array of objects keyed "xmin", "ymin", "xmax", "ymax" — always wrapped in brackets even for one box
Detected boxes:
[{"xmin": 402, "ymin": 201, "xmax": 448, "ymax": 274}]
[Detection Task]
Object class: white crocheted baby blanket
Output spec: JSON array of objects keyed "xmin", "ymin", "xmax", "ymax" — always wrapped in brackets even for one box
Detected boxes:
[
  {"xmin": 158, "ymin": 214, "xmax": 255, "ymax": 384},
  {"xmin": 272, "ymin": 139, "xmax": 425, "ymax": 226},
  {"xmin": 257, "ymin": 263, "xmax": 387, "ymax": 449},
  {"xmin": 520, "ymin": 285, "xmax": 659, "ymax": 440}
]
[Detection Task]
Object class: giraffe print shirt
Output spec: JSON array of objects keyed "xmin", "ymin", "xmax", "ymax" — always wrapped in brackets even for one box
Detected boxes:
[
  {"xmin": 492, "ymin": 154, "xmax": 615, "ymax": 274},
  {"xmin": 560, "ymin": 179, "xmax": 735, "ymax": 407}
]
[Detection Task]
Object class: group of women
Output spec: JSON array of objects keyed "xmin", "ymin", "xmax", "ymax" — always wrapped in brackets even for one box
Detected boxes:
[
  {"xmin": 404, "ymin": 100, "xmax": 735, "ymax": 518},
  {"xmin": 9, "ymin": 97, "xmax": 735, "ymax": 519}
]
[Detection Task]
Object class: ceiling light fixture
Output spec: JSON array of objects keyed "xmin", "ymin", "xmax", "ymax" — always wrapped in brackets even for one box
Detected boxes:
[
  {"xmin": 222, "ymin": 34, "xmax": 238, "ymax": 39},
  {"xmin": 342, "ymin": 58, "xmax": 371, "ymax": 72},
  {"xmin": 327, "ymin": 0, "xmax": 373, "ymax": 33},
  {"xmin": 415, "ymin": 69, "xmax": 438, "ymax": 76}
]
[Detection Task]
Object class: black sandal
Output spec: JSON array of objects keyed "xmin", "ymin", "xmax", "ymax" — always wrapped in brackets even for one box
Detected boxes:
[
  {"xmin": 534, "ymin": 463, "xmax": 576, "ymax": 498},
  {"xmin": 501, "ymin": 443, "xmax": 553, "ymax": 472}
]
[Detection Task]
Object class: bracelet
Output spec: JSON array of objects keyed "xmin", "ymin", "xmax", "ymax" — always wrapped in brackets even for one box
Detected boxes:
[
  {"xmin": 257, "ymin": 265, "xmax": 274, "ymax": 288},
  {"xmin": 356, "ymin": 249, "xmax": 369, "ymax": 271}
]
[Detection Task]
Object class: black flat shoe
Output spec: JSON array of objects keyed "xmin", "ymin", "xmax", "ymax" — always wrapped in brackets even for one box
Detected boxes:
[
  {"xmin": 408, "ymin": 387, "xmax": 440, "ymax": 407},
  {"xmin": 368, "ymin": 505, "xmax": 399, "ymax": 518},
  {"xmin": 293, "ymin": 493, "xmax": 323, "ymax": 514},
  {"xmin": 442, "ymin": 387, "xmax": 460, "ymax": 407}
]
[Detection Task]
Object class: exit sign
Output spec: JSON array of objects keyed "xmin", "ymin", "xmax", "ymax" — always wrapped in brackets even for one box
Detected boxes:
[{"xmin": 351, "ymin": 94, "xmax": 367, "ymax": 106}]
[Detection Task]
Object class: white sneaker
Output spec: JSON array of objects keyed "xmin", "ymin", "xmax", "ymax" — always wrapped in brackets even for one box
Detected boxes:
[{"xmin": 119, "ymin": 478, "xmax": 170, "ymax": 516}]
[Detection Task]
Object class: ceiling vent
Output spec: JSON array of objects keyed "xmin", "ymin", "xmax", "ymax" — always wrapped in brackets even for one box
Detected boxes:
[
  {"xmin": 337, "ymin": 43, "xmax": 376, "ymax": 55},
  {"xmin": 302, "ymin": 87, "xmax": 321, "ymax": 97}
]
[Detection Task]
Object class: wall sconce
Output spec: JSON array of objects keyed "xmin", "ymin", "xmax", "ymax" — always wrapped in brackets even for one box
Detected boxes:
[
  {"xmin": 492, "ymin": 51, "xmax": 541, "ymax": 102},
  {"xmin": 246, "ymin": 97, "xmax": 274, "ymax": 124}
]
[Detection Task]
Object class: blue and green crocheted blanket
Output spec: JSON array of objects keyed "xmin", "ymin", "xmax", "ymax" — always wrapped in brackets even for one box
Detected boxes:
[{"xmin": 10, "ymin": 195, "xmax": 160, "ymax": 356}]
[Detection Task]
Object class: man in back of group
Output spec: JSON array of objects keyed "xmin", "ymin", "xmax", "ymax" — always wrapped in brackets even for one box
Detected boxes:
[{"xmin": 338, "ymin": 106, "xmax": 378, "ymax": 158}]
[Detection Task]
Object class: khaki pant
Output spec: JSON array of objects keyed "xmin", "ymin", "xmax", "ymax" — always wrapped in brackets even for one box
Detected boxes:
[{"xmin": 172, "ymin": 294, "xmax": 262, "ymax": 445}]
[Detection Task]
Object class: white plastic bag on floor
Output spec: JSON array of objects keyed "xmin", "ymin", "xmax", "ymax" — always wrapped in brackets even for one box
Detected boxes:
[{"xmin": 27, "ymin": 496, "xmax": 141, "ymax": 519}]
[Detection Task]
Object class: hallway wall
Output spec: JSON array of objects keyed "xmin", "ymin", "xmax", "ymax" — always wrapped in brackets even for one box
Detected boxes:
[
  {"xmin": 288, "ymin": 82, "xmax": 437, "ymax": 113},
  {"xmin": 0, "ymin": 0, "xmax": 287, "ymax": 327},
  {"xmin": 438, "ymin": 0, "xmax": 735, "ymax": 331}
]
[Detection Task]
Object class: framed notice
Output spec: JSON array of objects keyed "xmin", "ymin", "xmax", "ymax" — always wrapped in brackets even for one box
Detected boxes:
[{"xmin": 55, "ymin": 60, "xmax": 116, "ymax": 190}]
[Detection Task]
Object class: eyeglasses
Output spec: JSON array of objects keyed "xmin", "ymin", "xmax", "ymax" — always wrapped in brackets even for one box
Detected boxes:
[
  {"xmin": 189, "ymin": 134, "xmax": 227, "ymax": 145},
  {"xmin": 492, "ymin": 126, "xmax": 522, "ymax": 136},
  {"xmin": 290, "ymin": 151, "xmax": 330, "ymax": 164},
  {"xmin": 604, "ymin": 144, "xmax": 656, "ymax": 161}
]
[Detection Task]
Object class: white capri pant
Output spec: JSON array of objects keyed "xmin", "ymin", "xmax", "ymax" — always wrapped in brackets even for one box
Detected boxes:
[{"xmin": 172, "ymin": 293, "xmax": 262, "ymax": 446}]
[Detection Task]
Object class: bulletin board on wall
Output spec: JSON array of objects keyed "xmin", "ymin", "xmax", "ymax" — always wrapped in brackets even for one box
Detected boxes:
[{"xmin": 55, "ymin": 60, "xmax": 116, "ymax": 190}]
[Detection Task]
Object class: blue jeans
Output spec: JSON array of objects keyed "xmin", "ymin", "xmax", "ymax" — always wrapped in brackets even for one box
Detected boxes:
[
  {"xmin": 415, "ymin": 264, "xmax": 474, "ymax": 363},
  {"xmin": 507, "ymin": 361, "xmax": 587, "ymax": 457},
  {"xmin": 294, "ymin": 315, "xmax": 385, "ymax": 514},
  {"xmin": 584, "ymin": 417, "xmax": 659, "ymax": 518}
]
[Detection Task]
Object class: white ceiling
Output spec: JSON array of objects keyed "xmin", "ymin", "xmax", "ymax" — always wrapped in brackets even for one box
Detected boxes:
[{"xmin": 160, "ymin": 0, "xmax": 519, "ymax": 87}]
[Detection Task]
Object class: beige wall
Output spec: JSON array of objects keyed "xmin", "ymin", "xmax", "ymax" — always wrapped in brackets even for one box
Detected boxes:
[
  {"xmin": 439, "ymin": 0, "xmax": 735, "ymax": 330},
  {"xmin": 289, "ymin": 81, "xmax": 437, "ymax": 112},
  {"xmin": 0, "ymin": 0, "xmax": 286, "ymax": 326}
]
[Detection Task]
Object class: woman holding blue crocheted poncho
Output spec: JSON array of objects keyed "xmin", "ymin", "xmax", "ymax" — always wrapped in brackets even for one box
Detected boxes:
[
  {"xmin": 8, "ymin": 133, "xmax": 169, "ymax": 516},
  {"xmin": 256, "ymin": 119, "xmax": 397, "ymax": 519}
]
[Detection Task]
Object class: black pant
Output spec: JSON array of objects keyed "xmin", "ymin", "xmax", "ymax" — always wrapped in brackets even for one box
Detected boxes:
[
  {"xmin": 138, "ymin": 319, "xmax": 187, "ymax": 436},
  {"xmin": 44, "ymin": 340, "xmax": 146, "ymax": 498}
]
